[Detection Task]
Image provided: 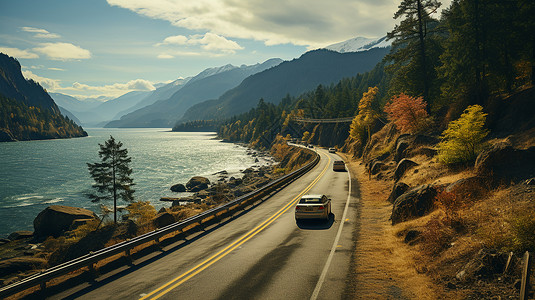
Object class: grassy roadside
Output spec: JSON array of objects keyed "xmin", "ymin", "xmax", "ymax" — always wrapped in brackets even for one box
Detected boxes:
[{"xmin": 340, "ymin": 152, "xmax": 448, "ymax": 299}]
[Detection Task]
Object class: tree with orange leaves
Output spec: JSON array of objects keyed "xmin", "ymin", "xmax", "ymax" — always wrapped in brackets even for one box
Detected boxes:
[{"xmin": 384, "ymin": 93, "xmax": 431, "ymax": 134}]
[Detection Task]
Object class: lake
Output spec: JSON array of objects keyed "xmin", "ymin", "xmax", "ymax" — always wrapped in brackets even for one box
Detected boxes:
[{"xmin": 0, "ymin": 129, "xmax": 261, "ymax": 238}]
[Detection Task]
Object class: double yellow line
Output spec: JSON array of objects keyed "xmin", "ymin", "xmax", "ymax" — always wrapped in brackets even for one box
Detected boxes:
[{"xmin": 141, "ymin": 155, "xmax": 331, "ymax": 300}]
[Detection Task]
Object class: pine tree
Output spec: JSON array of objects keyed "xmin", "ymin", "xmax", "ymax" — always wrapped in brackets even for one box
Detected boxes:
[
  {"xmin": 386, "ymin": 0, "xmax": 442, "ymax": 107},
  {"xmin": 87, "ymin": 136, "xmax": 135, "ymax": 224}
]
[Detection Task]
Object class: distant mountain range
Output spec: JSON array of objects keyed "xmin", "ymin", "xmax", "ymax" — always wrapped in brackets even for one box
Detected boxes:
[
  {"xmin": 324, "ymin": 36, "xmax": 391, "ymax": 53},
  {"xmin": 179, "ymin": 47, "xmax": 390, "ymax": 122},
  {"xmin": 105, "ymin": 59, "xmax": 283, "ymax": 128},
  {"xmin": 45, "ymin": 35, "xmax": 391, "ymax": 129}
]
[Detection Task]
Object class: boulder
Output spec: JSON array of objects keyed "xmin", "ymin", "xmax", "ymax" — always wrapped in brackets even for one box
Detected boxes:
[
  {"xmin": 227, "ymin": 177, "xmax": 243, "ymax": 188},
  {"xmin": 153, "ymin": 212, "xmax": 175, "ymax": 228},
  {"xmin": 456, "ymin": 249, "xmax": 507, "ymax": 282},
  {"xmin": 33, "ymin": 205, "xmax": 98, "ymax": 239},
  {"xmin": 0, "ymin": 257, "xmax": 47, "ymax": 277},
  {"xmin": 395, "ymin": 134, "xmax": 439, "ymax": 161},
  {"xmin": 445, "ymin": 176, "xmax": 489, "ymax": 200},
  {"xmin": 8, "ymin": 231, "xmax": 34, "ymax": 241},
  {"xmin": 475, "ymin": 144, "xmax": 535, "ymax": 184},
  {"xmin": 391, "ymin": 184, "xmax": 437, "ymax": 225},
  {"xmin": 387, "ymin": 182, "xmax": 410, "ymax": 203},
  {"xmin": 170, "ymin": 183, "xmax": 186, "ymax": 192},
  {"xmin": 410, "ymin": 147, "xmax": 437, "ymax": 158},
  {"xmin": 370, "ymin": 161, "xmax": 385, "ymax": 175},
  {"xmin": 186, "ymin": 176, "xmax": 210, "ymax": 192},
  {"xmin": 395, "ymin": 135, "xmax": 411, "ymax": 162},
  {"xmin": 394, "ymin": 159, "xmax": 419, "ymax": 181},
  {"xmin": 404, "ymin": 230, "xmax": 421, "ymax": 245}
]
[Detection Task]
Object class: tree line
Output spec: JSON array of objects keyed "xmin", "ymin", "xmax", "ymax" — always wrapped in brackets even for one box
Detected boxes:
[
  {"xmin": 216, "ymin": 0, "xmax": 534, "ymax": 154},
  {"xmin": 0, "ymin": 95, "xmax": 87, "ymax": 141}
]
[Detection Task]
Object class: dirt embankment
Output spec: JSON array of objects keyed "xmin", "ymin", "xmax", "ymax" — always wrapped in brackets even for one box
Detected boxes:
[
  {"xmin": 341, "ymin": 153, "xmax": 445, "ymax": 299},
  {"xmin": 339, "ymin": 88, "xmax": 535, "ymax": 299}
]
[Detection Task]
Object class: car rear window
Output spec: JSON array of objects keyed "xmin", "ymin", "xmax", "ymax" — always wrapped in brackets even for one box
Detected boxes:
[
  {"xmin": 299, "ymin": 197, "xmax": 322, "ymax": 204},
  {"xmin": 334, "ymin": 161, "xmax": 344, "ymax": 165}
]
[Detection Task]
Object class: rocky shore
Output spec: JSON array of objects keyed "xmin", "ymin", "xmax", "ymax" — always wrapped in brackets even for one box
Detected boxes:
[{"xmin": 161, "ymin": 148, "xmax": 277, "ymax": 207}]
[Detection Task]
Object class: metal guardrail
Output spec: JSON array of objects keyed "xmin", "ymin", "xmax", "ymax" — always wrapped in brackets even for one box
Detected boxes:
[{"xmin": 0, "ymin": 146, "xmax": 319, "ymax": 298}]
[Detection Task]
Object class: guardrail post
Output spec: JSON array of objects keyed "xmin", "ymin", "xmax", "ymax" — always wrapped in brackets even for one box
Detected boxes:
[
  {"xmin": 521, "ymin": 251, "xmax": 532, "ymax": 300},
  {"xmin": 125, "ymin": 248, "xmax": 133, "ymax": 265},
  {"xmin": 89, "ymin": 263, "xmax": 98, "ymax": 280},
  {"xmin": 40, "ymin": 281, "xmax": 46, "ymax": 291}
]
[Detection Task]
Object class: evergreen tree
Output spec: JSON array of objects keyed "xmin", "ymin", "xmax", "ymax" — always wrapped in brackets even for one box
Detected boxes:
[
  {"xmin": 386, "ymin": 0, "xmax": 442, "ymax": 107},
  {"xmin": 87, "ymin": 136, "xmax": 135, "ymax": 224}
]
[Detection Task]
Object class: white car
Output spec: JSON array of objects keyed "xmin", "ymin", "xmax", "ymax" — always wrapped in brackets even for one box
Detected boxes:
[
  {"xmin": 328, "ymin": 148, "xmax": 336, "ymax": 153},
  {"xmin": 295, "ymin": 194, "xmax": 331, "ymax": 221}
]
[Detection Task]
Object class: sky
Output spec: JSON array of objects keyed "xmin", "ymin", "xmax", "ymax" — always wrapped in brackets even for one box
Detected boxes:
[{"xmin": 0, "ymin": 0, "xmax": 451, "ymax": 100}]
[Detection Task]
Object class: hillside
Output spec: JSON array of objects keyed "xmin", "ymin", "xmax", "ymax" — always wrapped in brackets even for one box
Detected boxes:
[
  {"xmin": 0, "ymin": 53, "xmax": 60, "ymax": 114},
  {"xmin": 0, "ymin": 53, "xmax": 87, "ymax": 142},
  {"xmin": 105, "ymin": 59, "xmax": 283, "ymax": 128},
  {"xmin": 179, "ymin": 47, "xmax": 390, "ymax": 122}
]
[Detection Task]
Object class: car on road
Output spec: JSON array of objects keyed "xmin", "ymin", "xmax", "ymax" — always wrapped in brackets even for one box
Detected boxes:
[
  {"xmin": 333, "ymin": 160, "xmax": 345, "ymax": 171},
  {"xmin": 295, "ymin": 194, "xmax": 331, "ymax": 221},
  {"xmin": 328, "ymin": 148, "xmax": 336, "ymax": 153},
  {"xmin": 307, "ymin": 144, "xmax": 314, "ymax": 148}
]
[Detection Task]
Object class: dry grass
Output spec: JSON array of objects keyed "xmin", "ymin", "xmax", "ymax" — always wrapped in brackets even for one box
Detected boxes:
[{"xmin": 340, "ymin": 153, "xmax": 450, "ymax": 299}]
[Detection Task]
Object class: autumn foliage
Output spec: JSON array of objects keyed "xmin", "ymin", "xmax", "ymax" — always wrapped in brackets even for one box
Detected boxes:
[
  {"xmin": 384, "ymin": 93, "xmax": 431, "ymax": 134},
  {"xmin": 438, "ymin": 105, "xmax": 489, "ymax": 165},
  {"xmin": 349, "ymin": 86, "xmax": 380, "ymax": 143}
]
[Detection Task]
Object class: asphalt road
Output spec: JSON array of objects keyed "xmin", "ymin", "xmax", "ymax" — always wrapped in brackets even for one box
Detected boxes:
[{"xmin": 53, "ymin": 148, "xmax": 359, "ymax": 300}]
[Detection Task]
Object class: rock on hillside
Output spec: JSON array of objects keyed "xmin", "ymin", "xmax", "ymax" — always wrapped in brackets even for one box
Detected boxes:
[{"xmin": 33, "ymin": 205, "xmax": 98, "ymax": 239}]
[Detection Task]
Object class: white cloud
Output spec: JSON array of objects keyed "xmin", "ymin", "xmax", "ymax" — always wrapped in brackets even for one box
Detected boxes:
[
  {"xmin": 65, "ymin": 79, "xmax": 156, "ymax": 98},
  {"xmin": 107, "ymin": 0, "xmax": 399, "ymax": 48},
  {"xmin": 158, "ymin": 35, "xmax": 188, "ymax": 46},
  {"xmin": 109, "ymin": 0, "xmax": 452, "ymax": 48},
  {"xmin": 21, "ymin": 26, "xmax": 61, "ymax": 39},
  {"xmin": 48, "ymin": 67, "xmax": 65, "ymax": 71},
  {"xmin": 0, "ymin": 47, "xmax": 39, "ymax": 59},
  {"xmin": 157, "ymin": 33, "xmax": 243, "ymax": 54},
  {"xmin": 157, "ymin": 53, "xmax": 174, "ymax": 59},
  {"xmin": 33, "ymin": 42, "xmax": 91, "ymax": 61},
  {"xmin": 22, "ymin": 70, "xmax": 62, "ymax": 90}
]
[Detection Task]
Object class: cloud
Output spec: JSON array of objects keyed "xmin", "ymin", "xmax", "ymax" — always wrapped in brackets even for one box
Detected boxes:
[
  {"xmin": 0, "ymin": 47, "xmax": 39, "ymax": 59},
  {"xmin": 157, "ymin": 54, "xmax": 174, "ymax": 59},
  {"xmin": 107, "ymin": 0, "xmax": 411, "ymax": 48},
  {"xmin": 48, "ymin": 67, "xmax": 65, "ymax": 71},
  {"xmin": 22, "ymin": 70, "xmax": 62, "ymax": 90},
  {"xmin": 33, "ymin": 42, "xmax": 91, "ymax": 60},
  {"xmin": 21, "ymin": 26, "xmax": 61, "ymax": 39},
  {"xmin": 66, "ymin": 79, "xmax": 156, "ymax": 98},
  {"xmin": 156, "ymin": 33, "xmax": 243, "ymax": 54}
]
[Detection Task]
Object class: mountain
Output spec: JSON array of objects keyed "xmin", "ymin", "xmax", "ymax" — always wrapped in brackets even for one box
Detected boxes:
[
  {"xmin": 0, "ymin": 53, "xmax": 87, "ymax": 142},
  {"xmin": 179, "ymin": 47, "xmax": 390, "ymax": 122},
  {"xmin": 105, "ymin": 58, "xmax": 283, "ymax": 128},
  {"xmin": 58, "ymin": 106, "xmax": 83, "ymax": 125},
  {"xmin": 111, "ymin": 77, "xmax": 190, "ymax": 119},
  {"xmin": 324, "ymin": 36, "xmax": 391, "ymax": 53},
  {"xmin": 0, "ymin": 53, "xmax": 60, "ymax": 114},
  {"xmin": 50, "ymin": 92, "xmax": 102, "ymax": 113}
]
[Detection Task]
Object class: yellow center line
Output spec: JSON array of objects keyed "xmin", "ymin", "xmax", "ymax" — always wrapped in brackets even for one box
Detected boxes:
[{"xmin": 141, "ymin": 154, "xmax": 331, "ymax": 300}]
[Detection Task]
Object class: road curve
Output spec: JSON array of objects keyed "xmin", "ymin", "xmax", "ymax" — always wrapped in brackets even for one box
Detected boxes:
[{"xmin": 53, "ymin": 148, "xmax": 359, "ymax": 300}]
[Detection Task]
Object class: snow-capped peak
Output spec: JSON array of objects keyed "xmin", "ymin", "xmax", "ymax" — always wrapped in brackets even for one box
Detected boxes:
[{"xmin": 324, "ymin": 36, "xmax": 391, "ymax": 53}]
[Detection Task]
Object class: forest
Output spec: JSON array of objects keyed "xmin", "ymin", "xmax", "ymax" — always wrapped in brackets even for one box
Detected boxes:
[
  {"xmin": 0, "ymin": 95, "xmax": 87, "ymax": 141},
  {"xmin": 213, "ymin": 0, "xmax": 534, "ymax": 153}
]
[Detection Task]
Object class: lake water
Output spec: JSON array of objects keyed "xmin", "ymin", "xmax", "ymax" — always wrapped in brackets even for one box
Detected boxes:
[{"xmin": 0, "ymin": 129, "xmax": 261, "ymax": 238}]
